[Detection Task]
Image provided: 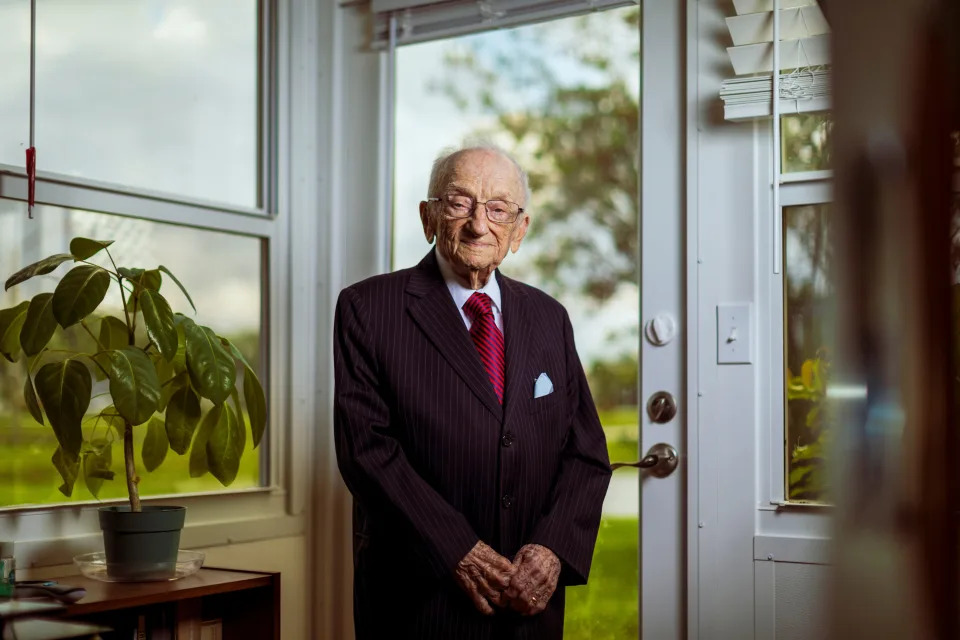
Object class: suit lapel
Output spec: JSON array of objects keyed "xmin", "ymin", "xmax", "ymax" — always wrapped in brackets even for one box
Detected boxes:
[
  {"xmin": 500, "ymin": 274, "xmax": 532, "ymax": 427},
  {"xmin": 406, "ymin": 252, "xmax": 503, "ymax": 420}
]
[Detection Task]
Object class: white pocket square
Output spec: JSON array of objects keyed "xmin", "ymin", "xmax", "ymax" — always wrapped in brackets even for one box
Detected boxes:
[{"xmin": 533, "ymin": 372, "xmax": 554, "ymax": 399}]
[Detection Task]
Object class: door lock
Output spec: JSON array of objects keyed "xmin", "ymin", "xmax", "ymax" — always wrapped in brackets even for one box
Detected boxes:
[
  {"xmin": 647, "ymin": 391, "xmax": 677, "ymax": 423},
  {"xmin": 610, "ymin": 443, "xmax": 679, "ymax": 478}
]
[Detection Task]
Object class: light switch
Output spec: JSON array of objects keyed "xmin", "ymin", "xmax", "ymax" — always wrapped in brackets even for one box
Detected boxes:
[{"xmin": 717, "ymin": 303, "xmax": 752, "ymax": 364}]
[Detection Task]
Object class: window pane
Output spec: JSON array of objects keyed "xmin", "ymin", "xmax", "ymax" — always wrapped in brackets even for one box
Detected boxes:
[
  {"xmin": 784, "ymin": 204, "xmax": 833, "ymax": 503},
  {"xmin": 0, "ymin": 201, "xmax": 263, "ymax": 507},
  {"xmin": 394, "ymin": 8, "xmax": 640, "ymax": 637},
  {"xmin": 782, "ymin": 112, "xmax": 833, "ymax": 173},
  {"xmin": 0, "ymin": 0, "xmax": 259, "ymax": 207},
  {"xmin": 0, "ymin": 0, "xmax": 29, "ymax": 166}
]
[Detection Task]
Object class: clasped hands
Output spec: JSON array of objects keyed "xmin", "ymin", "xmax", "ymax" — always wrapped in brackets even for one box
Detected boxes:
[{"xmin": 454, "ymin": 541, "xmax": 560, "ymax": 617}]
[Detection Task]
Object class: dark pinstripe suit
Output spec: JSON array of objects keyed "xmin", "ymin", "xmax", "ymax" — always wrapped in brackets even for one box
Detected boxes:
[{"xmin": 334, "ymin": 251, "xmax": 612, "ymax": 640}]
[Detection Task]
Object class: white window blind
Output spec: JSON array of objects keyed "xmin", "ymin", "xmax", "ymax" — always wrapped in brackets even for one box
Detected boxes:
[
  {"xmin": 720, "ymin": 0, "xmax": 831, "ymax": 120},
  {"xmin": 370, "ymin": 0, "xmax": 636, "ymax": 48},
  {"xmin": 721, "ymin": 68, "xmax": 830, "ymax": 120}
]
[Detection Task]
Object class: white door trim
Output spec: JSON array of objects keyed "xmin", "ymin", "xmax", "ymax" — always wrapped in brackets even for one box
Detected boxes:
[
  {"xmin": 640, "ymin": 0, "xmax": 688, "ymax": 637},
  {"xmin": 684, "ymin": 0, "xmax": 701, "ymax": 637}
]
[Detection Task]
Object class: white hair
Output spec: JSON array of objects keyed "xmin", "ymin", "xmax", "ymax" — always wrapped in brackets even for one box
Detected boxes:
[{"xmin": 427, "ymin": 143, "xmax": 531, "ymax": 207}]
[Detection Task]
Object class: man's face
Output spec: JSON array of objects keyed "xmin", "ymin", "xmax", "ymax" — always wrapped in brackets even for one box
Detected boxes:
[{"xmin": 420, "ymin": 150, "xmax": 530, "ymax": 282}]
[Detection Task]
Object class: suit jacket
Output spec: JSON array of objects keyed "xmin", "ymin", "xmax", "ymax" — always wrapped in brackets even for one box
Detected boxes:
[{"xmin": 334, "ymin": 251, "xmax": 612, "ymax": 640}]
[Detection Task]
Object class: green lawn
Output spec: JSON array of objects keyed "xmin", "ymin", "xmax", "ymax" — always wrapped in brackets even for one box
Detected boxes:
[
  {"xmin": 563, "ymin": 407, "xmax": 639, "ymax": 639},
  {"xmin": 565, "ymin": 516, "xmax": 639, "ymax": 639},
  {"xmin": 0, "ymin": 412, "xmax": 259, "ymax": 506}
]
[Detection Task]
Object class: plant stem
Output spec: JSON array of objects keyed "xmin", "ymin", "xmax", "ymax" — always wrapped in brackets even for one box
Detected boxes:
[
  {"xmin": 79, "ymin": 319, "xmax": 106, "ymax": 351},
  {"xmin": 104, "ymin": 248, "xmax": 134, "ymax": 344},
  {"xmin": 123, "ymin": 422, "xmax": 142, "ymax": 512}
]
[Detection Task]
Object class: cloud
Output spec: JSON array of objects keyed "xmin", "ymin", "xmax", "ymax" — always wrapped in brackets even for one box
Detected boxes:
[{"xmin": 152, "ymin": 6, "xmax": 208, "ymax": 44}]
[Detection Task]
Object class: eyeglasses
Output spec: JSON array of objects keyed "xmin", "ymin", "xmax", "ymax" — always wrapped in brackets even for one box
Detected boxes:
[{"xmin": 426, "ymin": 194, "xmax": 525, "ymax": 224}]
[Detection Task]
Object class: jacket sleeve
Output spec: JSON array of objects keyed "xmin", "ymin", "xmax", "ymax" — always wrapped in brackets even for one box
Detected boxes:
[
  {"xmin": 334, "ymin": 287, "xmax": 480, "ymax": 580},
  {"xmin": 528, "ymin": 309, "xmax": 613, "ymax": 585}
]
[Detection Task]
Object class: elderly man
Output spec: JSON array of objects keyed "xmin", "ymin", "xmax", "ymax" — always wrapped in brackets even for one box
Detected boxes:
[{"xmin": 334, "ymin": 146, "xmax": 611, "ymax": 639}]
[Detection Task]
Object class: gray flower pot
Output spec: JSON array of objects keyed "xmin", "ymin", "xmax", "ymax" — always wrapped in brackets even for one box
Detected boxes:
[{"xmin": 98, "ymin": 505, "xmax": 186, "ymax": 580}]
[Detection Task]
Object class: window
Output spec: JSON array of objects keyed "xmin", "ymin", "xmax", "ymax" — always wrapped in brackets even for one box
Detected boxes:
[
  {"xmin": 0, "ymin": 203, "xmax": 263, "ymax": 506},
  {"xmin": 783, "ymin": 203, "xmax": 832, "ymax": 503},
  {"xmin": 775, "ymin": 107, "xmax": 834, "ymax": 505},
  {"xmin": 781, "ymin": 112, "xmax": 833, "ymax": 174},
  {"xmin": 0, "ymin": 0, "xmax": 259, "ymax": 208},
  {"xmin": 0, "ymin": 0, "xmax": 276, "ymax": 512},
  {"xmin": 392, "ymin": 7, "xmax": 640, "ymax": 637}
]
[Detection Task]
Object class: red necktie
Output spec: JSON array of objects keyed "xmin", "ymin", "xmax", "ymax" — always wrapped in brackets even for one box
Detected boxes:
[{"xmin": 463, "ymin": 292, "xmax": 505, "ymax": 403}]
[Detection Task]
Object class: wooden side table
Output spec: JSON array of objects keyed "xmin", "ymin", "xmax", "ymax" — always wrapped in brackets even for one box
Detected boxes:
[{"xmin": 48, "ymin": 568, "xmax": 280, "ymax": 639}]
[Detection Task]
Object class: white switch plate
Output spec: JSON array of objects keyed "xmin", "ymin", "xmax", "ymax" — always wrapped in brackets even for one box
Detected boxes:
[{"xmin": 717, "ymin": 303, "xmax": 752, "ymax": 364}]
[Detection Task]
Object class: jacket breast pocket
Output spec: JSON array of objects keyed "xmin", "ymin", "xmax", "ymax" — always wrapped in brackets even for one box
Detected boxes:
[{"xmin": 528, "ymin": 384, "xmax": 563, "ymax": 414}]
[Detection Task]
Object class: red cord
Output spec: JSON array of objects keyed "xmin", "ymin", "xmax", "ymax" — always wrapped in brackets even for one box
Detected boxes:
[{"xmin": 25, "ymin": 146, "xmax": 36, "ymax": 216}]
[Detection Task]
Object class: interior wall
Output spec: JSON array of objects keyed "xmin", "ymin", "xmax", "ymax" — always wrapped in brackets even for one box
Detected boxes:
[
  {"xmin": 19, "ymin": 535, "xmax": 308, "ymax": 640},
  {"xmin": 310, "ymin": 1, "xmax": 385, "ymax": 639},
  {"xmin": 691, "ymin": 1, "xmax": 832, "ymax": 638}
]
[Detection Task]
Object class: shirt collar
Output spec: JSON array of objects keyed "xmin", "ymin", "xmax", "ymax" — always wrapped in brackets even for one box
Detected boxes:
[{"xmin": 434, "ymin": 247, "xmax": 502, "ymax": 315}]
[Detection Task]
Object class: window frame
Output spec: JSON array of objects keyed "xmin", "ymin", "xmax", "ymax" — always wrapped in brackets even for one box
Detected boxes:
[
  {"xmin": 0, "ymin": 0, "xmax": 312, "ymax": 563},
  {"xmin": 757, "ymin": 116, "xmax": 835, "ymax": 508}
]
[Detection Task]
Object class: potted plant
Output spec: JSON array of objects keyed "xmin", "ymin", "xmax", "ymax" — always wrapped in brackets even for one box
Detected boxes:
[{"xmin": 0, "ymin": 237, "xmax": 266, "ymax": 579}]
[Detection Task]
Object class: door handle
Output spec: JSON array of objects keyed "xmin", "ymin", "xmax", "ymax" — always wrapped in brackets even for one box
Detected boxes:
[{"xmin": 611, "ymin": 443, "xmax": 679, "ymax": 478}]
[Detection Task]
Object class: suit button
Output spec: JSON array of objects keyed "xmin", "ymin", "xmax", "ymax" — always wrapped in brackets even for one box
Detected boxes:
[
  {"xmin": 501, "ymin": 494, "xmax": 514, "ymax": 509},
  {"xmin": 501, "ymin": 433, "xmax": 514, "ymax": 447}
]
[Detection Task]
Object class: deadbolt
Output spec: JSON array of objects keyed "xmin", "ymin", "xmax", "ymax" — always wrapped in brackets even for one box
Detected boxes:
[{"xmin": 647, "ymin": 391, "xmax": 677, "ymax": 423}]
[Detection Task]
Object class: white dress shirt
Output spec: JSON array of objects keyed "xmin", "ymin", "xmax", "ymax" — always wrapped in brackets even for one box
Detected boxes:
[{"xmin": 435, "ymin": 247, "xmax": 504, "ymax": 333}]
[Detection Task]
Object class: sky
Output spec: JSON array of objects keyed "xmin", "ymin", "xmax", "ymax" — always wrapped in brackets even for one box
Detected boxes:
[{"xmin": 0, "ymin": 0, "xmax": 257, "ymax": 206}]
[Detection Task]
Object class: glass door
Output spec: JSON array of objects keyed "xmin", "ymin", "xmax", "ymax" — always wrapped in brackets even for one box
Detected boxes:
[{"xmin": 391, "ymin": 7, "xmax": 642, "ymax": 637}]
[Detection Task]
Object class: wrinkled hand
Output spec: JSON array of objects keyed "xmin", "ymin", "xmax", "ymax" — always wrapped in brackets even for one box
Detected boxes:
[
  {"xmin": 503, "ymin": 544, "xmax": 561, "ymax": 616},
  {"xmin": 454, "ymin": 541, "xmax": 517, "ymax": 616}
]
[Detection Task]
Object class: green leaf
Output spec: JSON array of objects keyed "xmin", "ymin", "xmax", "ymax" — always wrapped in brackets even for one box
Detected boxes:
[
  {"xmin": 99, "ymin": 316, "xmax": 129, "ymax": 350},
  {"xmin": 142, "ymin": 417, "xmax": 169, "ymax": 472},
  {"xmin": 172, "ymin": 324, "xmax": 188, "ymax": 374},
  {"xmin": 19, "ymin": 293, "xmax": 58, "ymax": 356},
  {"xmin": 117, "ymin": 267, "xmax": 143, "ymax": 280},
  {"xmin": 159, "ymin": 370, "xmax": 185, "ymax": 411},
  {"xmin": 4, "ymin": 254, "xmax": 73, "ymax": 291},
  {"xmin": 166, "ymin": 385, "xmax": 201, "ymax": 455},
  {"xmin": 52, "ymin": 265, "xmax": 111, "ymax": 328},
  {"xmin": 139, "ymin": 290, "xmax": 178, "ymax": 361},
  {"xmin": 35, "ymin": 360, "xmax": 92, "ymax": 456},
  {"xmin": 118, "ymin": 267, "xmax": 162, "ymax": 292},
  {"xmin": 121, "ymin": 269, "xmax": 163, "ymax": 312},
  {"xmin": 0, "ymin": 301, "xmax": 30, "ymax": 362},
  {"xmin": 242, "ymin": 364, "xmax": 267, "ymax": 448},
  {"xmin": 93, "ymin": 406, "xmax": 125, "ymax": 438},
  {"xmin": 153, "ymin": 353, "xmax": 177, "ymax": 409},
  {"xmin": 69, "ymin": 238, "xmax": 114, "ymax": 261},
  {"xmin": 23, "ymin": 374, "xmax": 44, "ymax": 425},
  {"xmin": 52, "ymin": 447, "xmax": 80, "ymax": 497},
  {"xmin": 222, "ymin": 337, "xmax": 254, "ymax": 371},
  {"xmin": 92, "ymin": 352, "xmax": 111, "ymax": 382},
  {"xmin": 138, "ymin": 269, "xmax": 162, "ymax": 292},
  {"xmin": 104, "ymin": 348, "xmax": 161, "ymax": 425},
  {"xmin": 182, "ymin": 319, "xmax": 236, "ymax": 404},
  {"xmin": 189, "ymin": 405, "xmax": 221, "ymax": 477},
  {"xmin": 158, "ymin": 265, "xmax": 196, "ymax": 313},
  {"xmin": 83, "ymin": 438, "xmax": 113, "ymax": 498},
  {"xmin": 207, "ymin": 402, "xmax": 245, "ymax": 486}
]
